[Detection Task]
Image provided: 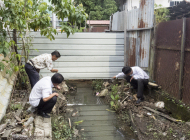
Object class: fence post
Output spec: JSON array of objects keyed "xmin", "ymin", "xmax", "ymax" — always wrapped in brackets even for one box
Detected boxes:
[
  {"xmin": 179, "ymin": 18, "xmax": 186, "ymax": 100},
  {"xmin": 124, "ymin": 9, "xmax": 127, "ymax": 66}
]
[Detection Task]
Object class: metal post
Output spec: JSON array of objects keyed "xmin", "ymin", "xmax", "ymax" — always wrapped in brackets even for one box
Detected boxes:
[
  {"xmin": 89, "ymin": 13, "xmax": 91, "ymax": 32},
  {"xmin": 52, "ymin": 13, "xmax": 56, "ymax": 29},
  {"xmin": 84, "ymin": 19, "xmax": 86, "ymax": 32},
  {"xmin": 124, "ymin": 9, "xmax": 127, "ymax": 66},
  {"xmin": 179, "ymin": 18, "xmax": 186, "ymax": 100}
]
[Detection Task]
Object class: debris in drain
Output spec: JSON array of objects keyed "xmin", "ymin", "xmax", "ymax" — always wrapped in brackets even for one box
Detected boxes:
[
  {"xmin": 155, "ymin": 101, "xmax": 165, "ymax": 109},
  {"xmin": 96, "ymin": 89, "xmax": 108, "ymax": 97}
]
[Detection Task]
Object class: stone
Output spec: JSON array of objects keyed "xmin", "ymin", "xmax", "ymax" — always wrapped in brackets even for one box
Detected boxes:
[
  {"xmin": 44, "ymin": 123, "xmax": 51, "ymax": 137},
  {"xmin": 123, "ymin": 101, "xmax": 128, "ymax": 106},
  {"xmin": 97, "ymin": 89, "xmax": 108, "ymax": 97},
  {"xmin": 103, "ymin": 82, "xmax": 109, "ymax": 87},
  {"xmin": 180, "ymin": 137, "xmax": 185, "ymax": 140},
  {"xmin": 61, "ymin": 81, "xmax": 69, "ymax": 92},
  {"xmin": 52, "ymin": 106, "xmax": 56, "ymax": 114},
  {"xmin": 34, "ymin": 127, "xmax": 44, "ymax": 137},
  {"xmin": 186, "ymin": 122, "xmax": 190, "ymax": 128},
  {"xmin": 155, "ymin": 101, "xmax": 165, "ymax": 109},
  {"xmin": 162, "ymin": 132, "xmax": 167, "ymax": 137},
  {"xmin": 73, "ymin": 128, "xmax": 79, "ymax": 137}
]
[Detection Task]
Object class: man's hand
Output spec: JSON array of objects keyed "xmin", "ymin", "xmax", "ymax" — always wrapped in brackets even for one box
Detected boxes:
[
  {"xmin": 130, "ymin": 76, "xmax": 134, "ymax": 82},
  {"xmin": 53, "ymin": 93, "xmax": 59, "ymax": 96},
  {"xmin": 43, "ymin": 92, "xmax": 59, "ymax": 102},
  {"xmin": 51, "ymin": 69, "xmax": 58, "ymax": 73},
  {"xmin": 112, "ymin": 76, "xmax": 116, "ymax": 79},
  {"xmin": 56, "ymin": 86, "xmax": 61, "ymax": 90}
]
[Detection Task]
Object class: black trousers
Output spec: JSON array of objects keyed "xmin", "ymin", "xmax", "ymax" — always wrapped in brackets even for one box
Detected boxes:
[
  {"xmin": 25, "ymin": 63, "xmax": 39, "ymax": 88},
  {"xmin": 125, "ymin": 76, "xmax": 149, "ymax": 99},
  {"xmin": 37, "ymin": 95, "xmax": 57, "ymax": 113}
]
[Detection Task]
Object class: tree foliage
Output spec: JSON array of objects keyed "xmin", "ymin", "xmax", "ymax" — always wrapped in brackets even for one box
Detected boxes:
[
  {"xmin": 154, "ymin": 4, "xmax": 170, "ymax": 24},
  {"xmin": 74, "ymin": 0, "xmax": 118, "ymax": 20},
  {"xmin": 0, "ymin": 0, "xmax": 87, "ymax": 87}
]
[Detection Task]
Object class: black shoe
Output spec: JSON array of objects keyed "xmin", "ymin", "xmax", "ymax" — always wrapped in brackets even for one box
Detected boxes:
[
  {"xmin": 44, "ymin": 113, "xmax": 50, "ymax": 118},
  {"xmin": 136, "ymin": 98, "xmax": 144, "ymax": 104},
  {"xmin": 38, "ymin": 111, "xmax": 50, "ymax": 118}
]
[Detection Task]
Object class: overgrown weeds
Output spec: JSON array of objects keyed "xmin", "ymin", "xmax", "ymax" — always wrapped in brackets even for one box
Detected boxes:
[
  {"xmin": 110, "ymin": 84, "xmax": 120, "ymax": 111},
  {"xmin": 52, "ymin": 116, "xmax": 74, "ymax": 140},
  {"xmin": 92, "ymin": 79, "xmax": 103, "ymax": 92}
]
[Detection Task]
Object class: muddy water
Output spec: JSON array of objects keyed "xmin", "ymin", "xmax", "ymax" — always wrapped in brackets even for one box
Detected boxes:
[{"xmin": 67, "ymin": 81, "xmax": 138, "ymax": 140}]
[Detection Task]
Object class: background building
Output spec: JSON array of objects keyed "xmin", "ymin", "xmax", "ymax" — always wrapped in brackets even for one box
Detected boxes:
[
  {"xmin": 87, "ymin": 20, "xmax": 110, "ymax": 32},
  {"xmin": 120, "ymin": 0, "xmax": 190, "ymax": 11}
]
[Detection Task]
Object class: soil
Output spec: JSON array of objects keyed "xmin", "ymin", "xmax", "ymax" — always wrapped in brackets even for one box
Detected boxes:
[{"xmin": 95, "ymin": 79, "xmax": 190, "ymax": 140}]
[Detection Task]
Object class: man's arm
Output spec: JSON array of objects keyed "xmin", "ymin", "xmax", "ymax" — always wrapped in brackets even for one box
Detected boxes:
[
  {"xmin": 43, "ymin": 92, "xmax": 59, "ymax": 102},
  {"xmin": 50, "ymin": 69, "xmax": 58, "ymax": 73},
  {"xmin": 112, "ymin": 72, "xmax": 125, "ymax": 79}
]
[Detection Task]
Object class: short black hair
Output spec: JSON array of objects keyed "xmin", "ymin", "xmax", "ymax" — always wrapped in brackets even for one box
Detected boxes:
[
  {"xmin": 122, "ymin": 66, "xmax": 132, "ymax": 75},
  {"xmin": 51, "ymin": 50, "xmax": 61, "ymax": 58},
  {"xmin": 51, "ymin": 73, "xmax": 64, "ymax": 84}
]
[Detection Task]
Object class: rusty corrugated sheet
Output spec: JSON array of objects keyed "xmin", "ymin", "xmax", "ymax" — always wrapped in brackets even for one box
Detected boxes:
[
  {"xmin": 126, "ymin": 0, "xmax": 154, "ymax": 68},
  {"xmin": 155, "ymin": 19, "xmax": 183, "ymax": 100},
  {"xmin": 183, "ymin": 18, "xmax": 190, "ymax": 105}
]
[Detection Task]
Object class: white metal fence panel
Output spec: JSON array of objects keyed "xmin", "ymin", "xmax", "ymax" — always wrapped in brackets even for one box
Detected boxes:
[{"xmin": 27, "ymin": 32, "xmax": 124, "ymax": 79}]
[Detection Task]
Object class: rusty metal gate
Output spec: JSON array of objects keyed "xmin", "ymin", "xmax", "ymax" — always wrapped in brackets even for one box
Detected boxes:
[{"xmin": 155, "ymin": 18, "xmax": 190, "ymax": 105}]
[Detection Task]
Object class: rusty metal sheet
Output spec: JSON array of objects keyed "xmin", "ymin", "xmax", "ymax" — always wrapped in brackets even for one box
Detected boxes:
[
  {"xmin": 155, "ymin": 49, "xmax": 181, "ymax": 99},
  {"xmin": 186, "ymin": 18, "xmax": 190, "ymax": 49},
  {"xmin": 156, "ymin": 19, "xmax": 183, "ymax": 50},
  {"xmin": 183, "ymin": 19, "xmax": 190, "ymax": 105},
  {"xmin": 155, "ymin": 19, "xmax": 183, "ymax": 99},
  {"xmin": 138, "ymin": 0, "xmax": 154, "ymax": 28},
  {"xmin": 183, "ymin": 52, "xmax": 190, "ymax": 105},
  {"xmin": 126, "ymin": 0, "xmax": 154, "ymax": 68}
]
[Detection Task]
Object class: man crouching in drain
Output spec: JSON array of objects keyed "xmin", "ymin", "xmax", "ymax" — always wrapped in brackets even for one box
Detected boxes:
[
  {"xmin": 113, "ymin": 66, "xmax": 149, "ymax": 104},
  {"xmin": 29, "ymin": 73, "xmax": 64, "ymax": 118}
]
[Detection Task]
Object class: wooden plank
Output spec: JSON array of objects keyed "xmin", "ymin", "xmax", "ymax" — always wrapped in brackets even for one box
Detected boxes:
[
  {"xmin": 143, "ymin": 106, "xmax": 180, "ymax": 123},
  {"xmin": 27, "ymin": 56, "xmax": 124, "ymax": 62},
  {"xmin": 28, "ymin": 44, "xmax": 124, "ymax": 50},
  {"xmin": 17, "ymin": 39, "xmax": 124, "ymax": 45},
  {"xmin": 27, "ymin": 32, "xmax": 124, "ymax": 39},
  {"xmin": 26, "ymin": 50, "xmax": 124, "ymax": 56},
  {"xmin": 53, "ymin": 62, "xmax": 124, "ymax": 67},
  {"xmin": 41, "ymin": 67, "xmax": 122, "ymax": 73}
]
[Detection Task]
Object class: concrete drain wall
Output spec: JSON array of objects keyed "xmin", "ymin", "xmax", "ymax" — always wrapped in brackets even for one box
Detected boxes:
[{"xmin": 0, "ymin": 54, "xmax": 17, "ymax": 122}]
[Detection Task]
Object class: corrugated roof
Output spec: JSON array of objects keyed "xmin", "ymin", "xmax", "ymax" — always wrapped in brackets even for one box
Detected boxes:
[{"xmin": 87, "ymin": 20, "xmax": 110, "ymax": 25}]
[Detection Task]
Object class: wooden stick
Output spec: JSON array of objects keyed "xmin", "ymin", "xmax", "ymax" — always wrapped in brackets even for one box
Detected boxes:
[
  {"xmin": 143, "ymin": 106, "xmax": 180, "ymax": 123},
  {"xmin": 68, "ymin": 118, "xmax": 71, "ymax": 129},
  {"xmin": 133, "ymin": 94, "xmax": 138, "ymax": 101},
  {"xmin": 121, "ymin": 96, "xmax": 129, "ymax": 103}
]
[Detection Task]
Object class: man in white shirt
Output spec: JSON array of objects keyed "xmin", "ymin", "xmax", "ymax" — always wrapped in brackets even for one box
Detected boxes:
[
  {"xmin": 113, "ymin": 66, "xmax": 149, "ymax": 104},
  {"xmin": 29, "ymin": 73, "xmax": 64, "ymax": 118},
  {"xmin": 25, "ymin": 51, "xmax": 60, "ymax": 88}
]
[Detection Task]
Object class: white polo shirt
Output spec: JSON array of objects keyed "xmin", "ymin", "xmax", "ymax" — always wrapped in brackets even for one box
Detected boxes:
[
  {"xmin": 116, "ymin": 66, "xmax": 149, "ymax": 79},
  {"xmin": 29, "ymin": 76, "xmax": 54, "ymax": 107}
]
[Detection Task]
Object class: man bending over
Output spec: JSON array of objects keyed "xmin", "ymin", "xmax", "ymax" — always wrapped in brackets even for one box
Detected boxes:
[
  {"xmin": 29, "ymin": 73, "xmax": 64, "ymax": 118},
  {"xmin": 113, "ymin": 66, "xmax": 149, "ymax": 104},
  {"xmin": 25, "ymin": 50, "xmax": 61, "ymax": 88}
]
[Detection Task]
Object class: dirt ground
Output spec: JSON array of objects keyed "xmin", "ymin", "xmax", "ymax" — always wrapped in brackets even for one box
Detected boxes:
[{"xmin": 93, "ymin": 79, "xmax": 190, "ymax": 140}]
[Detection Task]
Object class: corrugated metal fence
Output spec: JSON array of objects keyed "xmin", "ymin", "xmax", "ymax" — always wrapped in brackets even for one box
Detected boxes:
[
  {"xmin": 125, "ymin": 0, "xmax": 154, "ymax": 69},
  {"xmin": 155, "ymin": 18, "xmax": 190, "ymax": 105},
  {"xmin": 26, "ymin": 32, "xmax": 124, "ymax": 79},
  {"xmin": 110, "ymin": 11, "xmax": 125, "ymax": 31}
]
